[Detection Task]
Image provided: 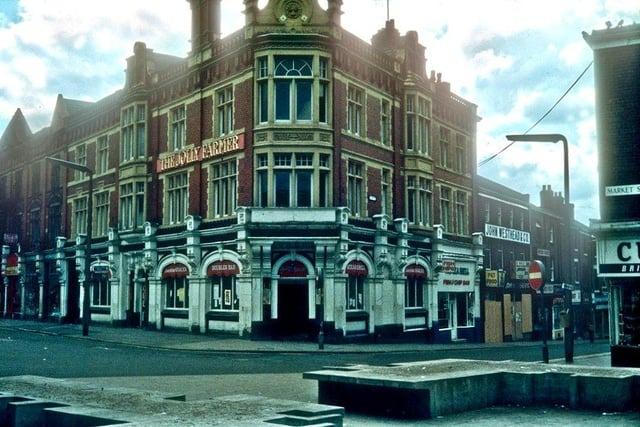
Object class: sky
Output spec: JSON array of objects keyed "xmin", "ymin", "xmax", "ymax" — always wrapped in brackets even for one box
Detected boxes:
[{"xmin": 0, "ymin": 0, "xmax": 638, "ymax": 224}]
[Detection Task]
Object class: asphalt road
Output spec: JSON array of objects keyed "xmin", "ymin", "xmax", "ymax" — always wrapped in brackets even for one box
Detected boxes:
[{"xmin": 0, "ymin": 329, "xmax": 610, "ymax": 378}]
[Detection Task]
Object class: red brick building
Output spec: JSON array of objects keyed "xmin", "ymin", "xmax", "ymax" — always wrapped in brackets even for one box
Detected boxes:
[{"xmin": 0, "ymin": 0, "xmax": 481, "ymax": 342}]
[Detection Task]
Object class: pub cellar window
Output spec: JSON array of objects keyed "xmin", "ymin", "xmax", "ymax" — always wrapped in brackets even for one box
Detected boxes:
[
  {"xmin": 170, "ymin": 105, "xmax": 186, "ymax": 151},
  {"xmin": 209, "ymin": 159, "xmax": 237, "ymax": 218},
  {"xmin": 120, "ymin": 103, "xmax": 146, "ymax": 162},
  {"xmin": 119, "ymin": 181, "xmax": 145, "ymax": 230}
]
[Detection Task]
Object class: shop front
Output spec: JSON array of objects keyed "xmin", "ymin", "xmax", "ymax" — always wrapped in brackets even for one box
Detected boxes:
[
  {"xmin": 433, "ymin": 258, "xmax": 479, "ymax": 342},
  {"xmin": 595, "ymin": 233, "xmax": 640, "ymax": 367}
]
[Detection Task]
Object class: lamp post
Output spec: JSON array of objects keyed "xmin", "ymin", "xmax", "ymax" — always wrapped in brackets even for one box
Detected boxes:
[
  {"xmin": 505, "ymin": 133, "xmax": 573, "ymax": 363},
  {"xmin": 47, "ymin": 157, "xmax": 94, "ymax": 337}
]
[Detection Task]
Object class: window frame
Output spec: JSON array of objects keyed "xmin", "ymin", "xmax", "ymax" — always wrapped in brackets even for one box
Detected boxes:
[
  {"xmin": 347, "ymin": 84, "xmax": 365, "ymax": 136},
  {"xmin": 209, "ymin": 158, "xmax": 238, "ymax": 218},
  {"xmin": 215, "ymin": 86, "xmax": 234, "ymax": 137},
  {"xmin": 120, "ymin": 103, "xmax": 147, "ymax": 163},
  {"xmin": 170, "ymin": 105, "xmax": 186, "ymax": 151},
  {"xmin": 347, "ymin": 161, "xmax": 364, "ymax": 216},
  {"xmin": 166, "ymin": 172, "xmax": 189, "ymax": 225}
]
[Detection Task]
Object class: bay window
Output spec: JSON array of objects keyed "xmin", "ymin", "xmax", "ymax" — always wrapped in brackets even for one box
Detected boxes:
[
  {"xmin": 274, "ymin": 56, "xmax": 313, "ymax": 122},
  {"xmin": 407, "ymin": 176, "xmax": 432, "ymax": 226},
  {"xmin": 119, "ymin": 181, "xmax": 145, "ymax": 230},
  {"xmin": 254, "ymin": 152, "xmax": 331, "ymax": 208},
  {"xmin": 121, "ymin": 104, "xmax": 146, "ymax": 162},
  {"xmin": 406, "ymin": 94, "xmax": 430, "ymax": 154}
]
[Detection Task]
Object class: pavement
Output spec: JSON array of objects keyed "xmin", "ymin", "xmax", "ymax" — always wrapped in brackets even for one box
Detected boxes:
[{"xmin": 0, "ymin": 318, "xmax": 612, "ymax": 361}]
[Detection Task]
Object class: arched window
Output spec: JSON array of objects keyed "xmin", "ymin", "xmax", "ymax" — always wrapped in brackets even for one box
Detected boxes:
[
  {"xmin": 208, "ymin": 260, "xmax": 240, "ymax": 311},
  {"xmin": 274, "ymin": 56, "xmax": 313, "ymax": 122},
  {"xmin": 345, "ymin": 261, "xmax": 368, "ymax": 311},
  {"xmin": 405, "ymin": 264, "xmax": 426, "ymax": 308},
  {"xmin": 163, "ymin": 263, "xmax": 189, "ymax": 309}
]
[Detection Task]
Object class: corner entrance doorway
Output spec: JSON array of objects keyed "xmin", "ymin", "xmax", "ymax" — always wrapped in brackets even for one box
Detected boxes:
[{"xmin": 277, "ymin": 280, "xmax": 309, "ymax": 336}]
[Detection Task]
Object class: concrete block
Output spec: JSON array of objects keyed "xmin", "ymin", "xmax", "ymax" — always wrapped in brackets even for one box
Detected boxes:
[{"xmin": 7, "ymin": 400, "xmax": 68, "ymax": 427}]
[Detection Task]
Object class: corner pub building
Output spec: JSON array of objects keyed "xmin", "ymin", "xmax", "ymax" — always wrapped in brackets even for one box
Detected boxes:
[{"xmin": 0, "ymin": 0, "xmax": 483, "ymax": 343}]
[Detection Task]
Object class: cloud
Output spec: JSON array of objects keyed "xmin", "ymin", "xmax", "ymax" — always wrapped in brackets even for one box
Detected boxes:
[{"xmin": 1, "ymin": 0, "xmax": 639, "ymax": 223}]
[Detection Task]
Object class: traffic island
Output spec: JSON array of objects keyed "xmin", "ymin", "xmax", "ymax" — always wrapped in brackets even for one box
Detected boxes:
[
  {"xmin": 0, "ymin": 376, "xmax": 344, "ymax": 426},
  {"xmin": 303, "ymin": 359, "xmax": 640, "ymax": 419}
]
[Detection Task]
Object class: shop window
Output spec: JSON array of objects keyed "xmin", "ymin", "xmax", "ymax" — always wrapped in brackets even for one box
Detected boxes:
[
  {"xmin": 211, "ymin": 276, "xmax": 238, "ymax": 311},
  {"xmin": 216, "ymin": 86, "xmax": 234, "ymax": 136},
  {"xmin": 620, "ymin": 287, "xmax": 640, "ymax": 345},
  {"xmin": 119, "ymin": 181, "xmax": 145, "ymax": 230},
  {"xmin": 347, "ymin": 161, "xmax": 363, "ymax": 216},
  {"xmin": 170, "ymin": 105, "xmax": 186, "ymax": 150},
  {"xmin": 96, "ymin": 135, "xmax": 109, "ymax": 174},
  {"xmin": 275, "ymin": 56, "xmax": 313, "ymax": 122},
  {"xmin": 440, "ymin": 186, "xmax": 451, "ymax": 232},
  {"xmin": 210, "ymin": 159, "xmax": 237, "ymax": 218},
  {"xmin": 165, "ymin": 276, "xmax": 189, "ymax": 309},
  {"xmin": 347, "ymin": 85, "xmax": 364, "ymax": 136},
  {"xmin": 92, "ymin": 274, "xmax": 110, "ymax": 307},
  {"xmin": 94, "ymin": 191, "xmax": 109, "ymax": 237},
  {"xmin": 456, "ymin": 292, "xmax": 474, "ymax": 327},
  {"xmin": 121, "ymin": 104, "xmax": 146, "ymax": 162},
  {"xmin": 406, "ymin": 94, "xmax": 430, "ymax": 154},
  {"xmin": 346, "ymin": 276, "xmax": 365, "ymax": 311},
  {"xmin": 438, "ymin": 293, "xmax": 450, "ymax": 329},
  {"xmin": 167, "ymin": 172, "xmax": 189, "ymax": 224}
]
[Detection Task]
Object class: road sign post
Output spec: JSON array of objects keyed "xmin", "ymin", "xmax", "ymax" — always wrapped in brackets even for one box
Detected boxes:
[{"xmin": 529, "ymin": 260, "xmax": 548, "ymax": 363}]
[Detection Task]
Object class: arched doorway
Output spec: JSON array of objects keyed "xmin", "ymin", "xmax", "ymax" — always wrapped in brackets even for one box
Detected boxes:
[{"xmin": 273, "ymin": 257, "xmax": 315, "ymax": 338}]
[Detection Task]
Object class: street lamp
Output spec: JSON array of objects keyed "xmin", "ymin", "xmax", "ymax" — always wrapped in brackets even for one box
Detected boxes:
[
  {"xmin": 46, "ymin": 157, "xmax": 94, "ymax": 337},
  {"xmin": 505, "ymin": 133, "xmax": 573, "ymax": 363}
]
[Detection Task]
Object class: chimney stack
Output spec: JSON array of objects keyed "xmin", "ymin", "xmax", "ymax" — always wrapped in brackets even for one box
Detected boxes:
[{"xmin": 188, "ymin": 0, "xmax": 221, "ymax": 53}]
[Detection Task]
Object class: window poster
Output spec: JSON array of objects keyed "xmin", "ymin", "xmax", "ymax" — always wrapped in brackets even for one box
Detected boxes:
[{"xmin": 224, "ymin": 289, "xmax": 232, "ymax": 306}]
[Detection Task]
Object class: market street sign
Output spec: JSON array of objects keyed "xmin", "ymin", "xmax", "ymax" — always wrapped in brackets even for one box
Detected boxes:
[
  {"xmin": 605, "ymin": 184, "xmax": 640, "ymax": 197},
  {"xmin": 484, "ymin": 224, "xmax": 530, "ymax": 244}
]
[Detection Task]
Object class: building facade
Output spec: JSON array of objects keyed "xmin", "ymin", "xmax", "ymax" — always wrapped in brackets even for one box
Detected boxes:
[
  {"xmin": 476, "ymin": 177, "xmax": 598, "ymax": 343},
  {"xmin": 0, "ymin": 0, "xmax": 483, "ymax": 342},
  {"xmin": 585, "ymin": 23, "xmax": 640, "ymax": 366}
]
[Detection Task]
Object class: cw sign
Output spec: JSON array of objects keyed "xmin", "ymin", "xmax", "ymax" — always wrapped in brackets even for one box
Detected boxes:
[{"xmin": 597, "ymin": 238, "xmax": 640, "ymax": 276}]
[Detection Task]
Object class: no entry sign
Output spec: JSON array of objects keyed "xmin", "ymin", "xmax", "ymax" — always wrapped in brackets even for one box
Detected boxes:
[{"xmin": 528, "ymin": 260, "xmax": 545, "ymax": 291}]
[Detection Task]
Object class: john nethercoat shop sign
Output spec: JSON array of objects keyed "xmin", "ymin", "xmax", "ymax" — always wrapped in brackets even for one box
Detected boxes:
[{"xmin": 597, "ymin": 237, "xmax": 640, "ymax": 276}]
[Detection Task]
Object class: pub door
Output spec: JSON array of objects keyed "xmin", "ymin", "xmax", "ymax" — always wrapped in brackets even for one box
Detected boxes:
[{"xmin": 277, "ymin": 279, "xmax": 309, "ymax": 337}]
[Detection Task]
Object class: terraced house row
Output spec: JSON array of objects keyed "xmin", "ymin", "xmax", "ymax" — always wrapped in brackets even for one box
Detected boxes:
[{"xmin": 0, "ymin": 0, "xmax": 595, "ymax": 343}]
